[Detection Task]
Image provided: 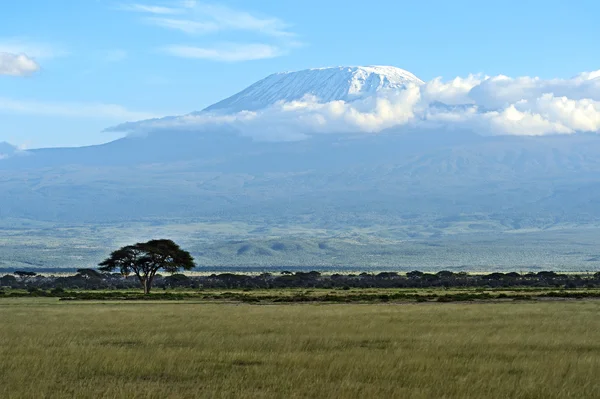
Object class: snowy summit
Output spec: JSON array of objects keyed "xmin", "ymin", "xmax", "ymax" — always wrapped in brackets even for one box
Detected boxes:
[{"xmin": 203, "ymin": 66, "xmax": 424, "ymax": 113}]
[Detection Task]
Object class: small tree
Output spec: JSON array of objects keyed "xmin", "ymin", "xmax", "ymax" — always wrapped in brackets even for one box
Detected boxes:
[
  {"xmin": 14, "ymin": 271, "xmax": 37, "ymax": 284},
  {"xmin": 76, "ymin": 268, "xmax": 104, "ymax": 280},
  {"xmin": 406, "ymin": 270, "xmax": 424, "ymax": 279},
  {"xmin": 1, "ymin": 274, "xmax": 18, "ymax": 287},
  {"xmin": 98, "ymin": 239, "xmax": 195, "ymax": 294}
]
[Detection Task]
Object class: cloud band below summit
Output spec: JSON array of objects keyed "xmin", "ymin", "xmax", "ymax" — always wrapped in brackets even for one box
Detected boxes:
[{"xmin": 108, "ymin": 69, "xmax": 600, "ymax": 140}]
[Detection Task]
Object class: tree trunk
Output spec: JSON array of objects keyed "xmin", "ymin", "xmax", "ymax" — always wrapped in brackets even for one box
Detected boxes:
[{"xmin": 143, "ymin": 278, "xmax": 151, "ymax": 295}]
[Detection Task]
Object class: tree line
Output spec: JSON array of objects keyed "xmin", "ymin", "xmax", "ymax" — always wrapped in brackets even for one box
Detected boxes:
[
  {"xmin": 1, "ymin": 239, "xmax": 599, "ymax": 294},
  {"xmin": 3, "ymin": 269, "xmax": 600, "ymax": 292}
]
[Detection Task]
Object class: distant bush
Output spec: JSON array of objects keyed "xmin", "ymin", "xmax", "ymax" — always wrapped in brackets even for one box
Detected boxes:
[
  {"xmin": 27, "ymin": 287, "xmax": 45, "ymax": 296},
  {"xmin": 436, "ymin": 296, "xmax": 455, "ymax": 303}
]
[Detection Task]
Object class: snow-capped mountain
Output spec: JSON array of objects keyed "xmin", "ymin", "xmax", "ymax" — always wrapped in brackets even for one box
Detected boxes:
[{"xmin": 203, "ymin": 66, "xmax": 424, "ymax": 113}]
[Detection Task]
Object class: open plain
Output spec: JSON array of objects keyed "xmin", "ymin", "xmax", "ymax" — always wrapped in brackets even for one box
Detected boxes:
[{"xmin": 1, "ymin": 298, "xmax": 599, "ymax": 398}]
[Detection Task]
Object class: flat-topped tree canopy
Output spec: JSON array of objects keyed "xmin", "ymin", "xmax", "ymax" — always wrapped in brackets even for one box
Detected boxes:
[{"xmin": 99, "ymin": 239, "xmax": 195, "ymax": 294}]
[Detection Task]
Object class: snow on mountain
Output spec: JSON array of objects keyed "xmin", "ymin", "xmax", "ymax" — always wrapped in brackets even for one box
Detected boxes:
[{"xmin": 202, "ymin": 66, "xmax": 424, "ymax": 113}]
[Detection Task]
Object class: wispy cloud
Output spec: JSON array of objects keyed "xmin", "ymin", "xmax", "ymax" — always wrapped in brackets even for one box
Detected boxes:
[
  {"xmin": 163, "ymin": 43, "xmax": 284, "ymax": 62},
  {"xmin": 0, "ymin": 38, "xmax": 67, "ymax": 59},
  {"xmin": 0, "ymin": 97, "xmax": 159, "ymax": 120},
  {"xmin": 0, "ymin": 53, "xmax": 40, "ymax": 76},
  {"xmin": 120, "ymin": 1, "xmax": 300, "ymax": 61},
  {"xmin": 146, "ymin": 17, "xmax": 218, "ymax": 34},
  {"xmin": 117, "ymin": 3, "xmax": 182, "ymax": 15},
  {"xmin": 156, "ymin": 2, "xmax": 294, "ymax": 37}
]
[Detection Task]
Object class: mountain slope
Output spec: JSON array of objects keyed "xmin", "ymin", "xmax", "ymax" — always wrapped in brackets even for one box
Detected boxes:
[
  {"xmin": 0, "ymin": 142, "xmax": 19, "ymax": 159},
  {"xmin": 2, "ymin": 130, "xmax": 600, "ymax": 270},
  {"xmin": 1, "ymin": 130, "xmax": 600, "ymax": 223},
  {"xmin": 203, "ymin": 66, "xmax": 424, "ymax": 113}
]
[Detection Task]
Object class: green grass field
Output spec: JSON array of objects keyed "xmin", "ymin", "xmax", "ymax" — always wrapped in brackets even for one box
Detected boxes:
[{"xmin": 1, "ymin": 299, "xmax": 599, "ymax": 398}]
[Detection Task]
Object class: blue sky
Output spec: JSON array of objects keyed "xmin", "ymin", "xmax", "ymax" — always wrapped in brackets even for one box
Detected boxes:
[{"xmin": 0, "ymin": 0, "xmax": 599, "ymax": 148}]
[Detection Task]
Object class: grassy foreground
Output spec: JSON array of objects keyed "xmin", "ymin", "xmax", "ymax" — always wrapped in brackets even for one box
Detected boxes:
[{"xmin": 1, "ymin": 299, "xmax": 599, "ymax": 398}]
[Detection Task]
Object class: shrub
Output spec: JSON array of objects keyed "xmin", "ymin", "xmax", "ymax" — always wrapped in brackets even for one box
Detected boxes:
[{"xmin": 436, "ymin": 296, "xmax": 455, "ymax": 303}]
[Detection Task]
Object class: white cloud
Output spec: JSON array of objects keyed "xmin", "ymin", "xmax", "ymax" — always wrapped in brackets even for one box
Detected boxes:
[
  {"xmin": 468, "ymin": 72, "xmax": 600, "ymax": 109},
  {"xmin": 520, "ymin": 95, "xmax": 600, "ymax": 132},
  {"xmin": 481, "ymin": 105, "xmax": 573, "ymax": 136},
  {"xmin": 121, "ymin": 1, "xmax": 299, "ymax": 62},
  {"xmin": 0, "ymin": 97, "xmax": 159, "ymax": 120},
  {"xmin": 163, "ymin": 43, "xmax": 284, "ymax": 62},
  {"xmin": 107, "ymin": 69, "xmax": 600, "ymax": 139},
  {"xmin": 0, "ymin": 53, "xmax": 40, "ymax": 76},
  {"xmin": 421, "ymin": 74, "xmax": 484, "ymax": 105}
]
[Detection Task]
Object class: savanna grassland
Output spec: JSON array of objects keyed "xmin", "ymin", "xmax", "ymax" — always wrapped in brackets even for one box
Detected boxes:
[
  {"xmin": 1, "ymin": 299, "xmax": 599, "ymax": 398},
  {"xmin": 3, "ymin": 220, "xmax": 600, "ymax": 272}
]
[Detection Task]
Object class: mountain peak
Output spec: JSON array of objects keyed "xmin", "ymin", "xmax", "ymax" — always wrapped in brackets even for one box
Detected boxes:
[{"xmin": 203, "ymin": 65, "xmax": 423, "ymax": 114}]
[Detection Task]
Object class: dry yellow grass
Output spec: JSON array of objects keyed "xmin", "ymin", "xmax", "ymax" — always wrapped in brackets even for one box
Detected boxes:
[{"xmin": 1, "ymin": 298, "xmax": 599, "ymax": 398}]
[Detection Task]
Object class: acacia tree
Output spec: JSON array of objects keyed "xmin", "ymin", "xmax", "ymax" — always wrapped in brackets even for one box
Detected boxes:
[
  {"xmin": 76, "ymin": 269, "xmax": 104, "ymax": 280},
  {"xmin": 98, "ymin": 239, "xmax": 195, "ymax": 294},
  {"xmin": 14, "ymin": 271, "xmax": 37, "ymax": 284}
]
